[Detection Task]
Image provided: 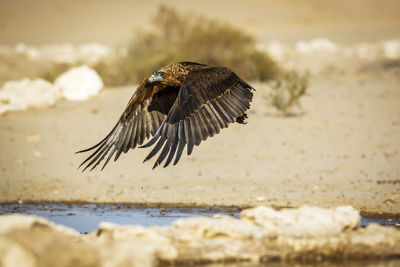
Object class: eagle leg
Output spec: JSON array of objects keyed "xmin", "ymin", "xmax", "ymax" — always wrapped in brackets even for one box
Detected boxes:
[{"xmin": 236, "ymin": 113, "xmax": 248, "ymax": 124}]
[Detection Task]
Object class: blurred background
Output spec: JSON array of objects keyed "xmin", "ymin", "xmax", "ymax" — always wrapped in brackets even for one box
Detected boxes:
[
  {"xmin": 1, "ymin": 0, "xmax": 400, "ymax": 85},
  {"xmin": 0, "ymin": 0, "xmax": 399, "ymax": 214}
]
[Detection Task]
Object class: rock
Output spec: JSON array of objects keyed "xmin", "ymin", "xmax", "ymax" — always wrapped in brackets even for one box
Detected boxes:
[
  {"xmin": 171, "ymin": 215, "xmax": 264, "ymax": 241},
  {"xmin": 13, "ymin": 43, "xmax": 112, "ymax": 64},
  {"xmin": 90, "ymin": 222, "xmax": 177, "ymax": 261},
  {"xmin": 96, "ymin": 241, "xmax": 155, "ymax": 267},
  {"xmin": 0, "ymin": 78, "xmax": 59, "ymax": 115},
  {"xmin": 296, "ymin": 38, "xmax": 339, "ymax": 53},
  {"xmin": 0, "ymin": 214, "xmax": 79, "ymax": 237},
  {"xmin": 382, "ymin": 39, "xmax": 400, "ymax": 59},
  {"xmin": 77, "ymin": 43, "xmax": 112, "ymax": 65},
  {"xmin": 0, "ymin": 236, "xmax": 37, "ymax": 267},
  {"xmin": 0, "ymin": 215, "xmax": 100, "ymax": 267},
  {"xmin": 0, "ymin": 206, "xmax": 399, "ymax": 266},
  {"xmin": 54, "ymin": 65, "xmax": 103, "ymax": 101},
  {"xmin": 241, "ymin": 205, "xmax": 360, "ymax": 238},
  {"xmin": 0, "ymin": 65, "xmax": 104, "ymax": 115}
]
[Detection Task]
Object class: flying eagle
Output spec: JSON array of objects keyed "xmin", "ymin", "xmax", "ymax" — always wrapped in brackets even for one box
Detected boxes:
[{"xmin": 77, "ymin": 62, "xmax": 255, "ymax": 170}]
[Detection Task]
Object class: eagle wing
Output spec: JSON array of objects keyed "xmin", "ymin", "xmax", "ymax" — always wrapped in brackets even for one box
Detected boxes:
[
  {"xmin": 141, "ymin": 66, "xmax": 254, "ymax": 169},
  {"xmin": 77, "ymin": 86, "xmax": 166, "ymax": 171}
]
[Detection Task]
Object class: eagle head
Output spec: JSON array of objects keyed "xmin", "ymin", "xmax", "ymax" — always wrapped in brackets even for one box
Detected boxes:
[
  {"xmin": 147, "ymin": 71, "xmax": 164, "ymax": 84},
  {"xmin": 147, "ymin": 63, "xmax": 187, "ymax": 87}
]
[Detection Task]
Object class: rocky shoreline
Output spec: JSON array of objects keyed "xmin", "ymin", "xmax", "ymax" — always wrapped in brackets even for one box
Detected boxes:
[{"xmin": 1, "ymin": 205, "xmax": 399, "ymax": 266}]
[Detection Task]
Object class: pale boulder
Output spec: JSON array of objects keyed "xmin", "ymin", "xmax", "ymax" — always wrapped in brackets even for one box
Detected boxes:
[
  {"xmin": 0, "ymin": 214, "xmax": 100, "ymax": 267},
  {"xmin": 0, "ymin": 236, "xmax": 37, "ymax": 267},
  {"xmin": 241, "ymin": 205, "xmax": 360, "ymax": 238},
  {"xmin": 0, "ymin": 214, "xmax": 79, "ymax": 237},
  {"xmin": 0, "ymin": 78, "xmax": 59, "ymax": 115},
  {"xmin": 54, "ymin": 65, "xmax": 103, "ymax": 101},
  {"xmin": 90, "ymin": 222, "xmax": 177, "ymax": 261}
]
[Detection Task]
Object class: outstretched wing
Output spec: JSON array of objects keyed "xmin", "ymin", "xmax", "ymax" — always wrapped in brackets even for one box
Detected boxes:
[
  {"xmin": 141, "ymin": 66, "xmax": 255, "ymax": 169},
  {"xmin": 77, "ymin": 87, "xmax": 166, "ymax": 171}
]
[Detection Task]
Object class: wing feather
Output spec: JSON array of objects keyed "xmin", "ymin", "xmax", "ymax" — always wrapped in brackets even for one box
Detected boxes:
[
  {"xmin": 189, "ymin": 115, "xmax": 200, "ymax": 146},
  {"xmin": 140, "ymin": 111, "xmax": 147, "ymax": 145},
  {"xmin": 207, "ymin": 101, "xmax": 226, "ymax": 129},
  {"xmin": 201, "ymin": 106, "xmax": 219, "ymax": 136},
  {"xmin": 213, "ymin": 100, "xmax": 234, "ymax": 123},
  {"xmin": 174, "ymin": 121, "xmax": 186, "ymax": 165},
  {"xmin": 131, "ymin": 115, "xmax": 139, "ymax": 149},
  {"xmin": 186, "ymin": 118, "xmax": 195, "ymax": 155},
  {"xmin": 77, "ymin": 95, "xmax": 166, "ymax": 171},
  {"xmin": 164, "ymin": 126, "xmax": 179, "ymax": 168},
  {"xmin": 144, "ymin": 135, "xmax": 166, "ymax": 162}
]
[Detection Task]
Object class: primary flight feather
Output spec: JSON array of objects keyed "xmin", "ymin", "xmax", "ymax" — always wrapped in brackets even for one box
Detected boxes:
[{"xmin": 77, "ymin": 62, "xmax": 255, "ymax": 170}]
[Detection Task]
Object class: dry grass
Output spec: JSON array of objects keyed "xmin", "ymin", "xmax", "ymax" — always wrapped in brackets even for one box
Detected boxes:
[
  {"xmin": 0, "ymin": 54, "xmax": 76, "ymax": 86},
  {"xmin": 0, "ymin": 53, "xmax": 51, "ymax": 86},
  {"xmin": 266, "ymin": 71, "xmax": 309, "ymax": 116},
  {"xmin": 94, "ymin": 5, "xmax": 280, "ymax": 86},
  {"xmin": 40, "ymin": 62, "xmax": 77, "ymax": 83}
]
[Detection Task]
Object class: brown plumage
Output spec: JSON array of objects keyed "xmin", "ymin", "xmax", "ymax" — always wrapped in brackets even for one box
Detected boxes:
[{"xmin": 77, "ymin": 62, "xmax": 255, "ymax": 170}]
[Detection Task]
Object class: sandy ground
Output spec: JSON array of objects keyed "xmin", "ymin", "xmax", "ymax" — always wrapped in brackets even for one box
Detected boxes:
[{"xmin": 0, "ymin": 67, "xmax": 399, "ymax": 214}]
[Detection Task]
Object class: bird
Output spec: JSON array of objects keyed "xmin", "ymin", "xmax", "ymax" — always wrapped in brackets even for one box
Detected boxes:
[{"xmin": 77, "ymin": 61, "xmax": 255, "ymax": 170}]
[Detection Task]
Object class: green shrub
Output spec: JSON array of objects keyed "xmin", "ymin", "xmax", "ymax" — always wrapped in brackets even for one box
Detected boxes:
[
  {"xmin": 266, "ymin": 71, "xmax": 309, "ymax": 116},
  {"xmin": 94, "ymin": 5, "xmax": 280, "ymax": 86}
]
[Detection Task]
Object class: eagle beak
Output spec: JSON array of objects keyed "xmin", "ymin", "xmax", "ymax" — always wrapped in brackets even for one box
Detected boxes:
[{"xmin": 148, "ymin": 72, "xmax": 164, "ymax": 84}]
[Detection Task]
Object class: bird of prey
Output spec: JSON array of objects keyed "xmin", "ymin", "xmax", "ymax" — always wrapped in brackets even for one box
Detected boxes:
[{"xmin": 77, "ymin": 62, "xmax": 255, "ymax": 170}]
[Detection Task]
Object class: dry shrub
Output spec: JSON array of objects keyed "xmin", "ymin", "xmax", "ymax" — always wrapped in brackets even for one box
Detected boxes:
[
  {"xmin": 94, "ymin": 5, "xmax": 280, "ymax": 86},
  {"xmin": 0, "ymin": 53, "xmax": 53, "ymax": 86},
  {"xmin": 41, "ymin": 62, "xmax": 77, "ymax": 83},
  {"xmin": 266, "ymin": 71, "xmax": 309, "ymax": 116}
]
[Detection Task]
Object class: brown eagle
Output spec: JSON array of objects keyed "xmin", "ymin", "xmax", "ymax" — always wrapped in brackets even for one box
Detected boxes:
[{"xmin": 77, "ymin": 62, "xmax": 255, "ymax": 170}]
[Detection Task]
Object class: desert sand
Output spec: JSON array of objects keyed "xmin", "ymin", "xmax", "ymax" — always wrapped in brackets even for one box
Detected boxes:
[{"xmin": 1, "ymin": 68, "xmax": 399, "ymax": 214}]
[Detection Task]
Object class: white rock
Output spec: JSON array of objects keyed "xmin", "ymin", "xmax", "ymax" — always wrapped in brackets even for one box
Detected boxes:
[
  {"xmin": 171, "ymin": 215, "xmax": 264, "ymax": 241},
  {"xmin": 256, "ymin": 196, "xmax": 266, "ymax": 201},
  {"xmin": 296, "ymin": 38, "xmax": 339, "ymax": 53},
  {"xmin": 0, "ymin": 214, "xmax": 80, "ymax": 237},
  {"xmin": 15, "ymin": 43, "xmax": 40, "ymax": 60},
  {"xmin": 241, "ymin": 205, "xmax": 360, "ymax": 238},
  {"xmin": 0, "ymin": 78, "xmax": 59, "ymax": 115},
  {"xmin": 98, "ymin": 241, "xmax": 155, "ymax": 267},
  {"xmin": 54, "ymin": 65, "xmax": 104, "ymax": 101},
  {"xmin": 40, "ymin": 43, "xmax": 76, "ymax": 64},
  {"xmin": 382, "ymin": 39, "xmax": 400, "ymax": 59},
  {"xmin": 354, "ymin": 42, "xmax": 383, "ymax": 61},
  {"xmin": 93, "ymin": 222, "xmax": 177, "ymax": 261},
  {"xmin": 0, "ymin": 236, "xmax": 37, "ymax": 267},
  {"xmin": 78, "ymin": 43, "xmax": 112, "ymax": 64}
]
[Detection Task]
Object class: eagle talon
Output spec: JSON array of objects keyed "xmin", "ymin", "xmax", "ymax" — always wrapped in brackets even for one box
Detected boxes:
[{"xmin": 236, "ymin": 113, "xmax": 248, "ymax": 124}]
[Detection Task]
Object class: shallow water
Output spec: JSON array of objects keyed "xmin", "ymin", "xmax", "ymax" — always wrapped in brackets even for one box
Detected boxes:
[
  {"xmin": 0, "ymin": 202, "xmax": 399, "ymax": 234},
  {"xmin": 0, "ymin": 203, "xmax": 240, "ymax": 233}
]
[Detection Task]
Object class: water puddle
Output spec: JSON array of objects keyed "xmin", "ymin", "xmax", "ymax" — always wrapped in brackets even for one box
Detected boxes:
[
  {"xmin": 0, "ymin": 203, "xmax": 240, "ymax": 233},
  {"xmin": 0, "ymin": 202, "xmax": 399, "ymax": 234}
]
